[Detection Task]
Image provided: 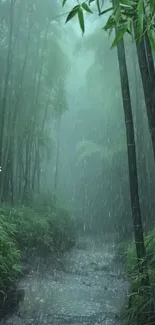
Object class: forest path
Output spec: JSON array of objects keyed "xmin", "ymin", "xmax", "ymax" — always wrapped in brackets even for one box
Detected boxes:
[{"xmin": 1, "ymin": 234, "xmax": 129, "ymax": 325}]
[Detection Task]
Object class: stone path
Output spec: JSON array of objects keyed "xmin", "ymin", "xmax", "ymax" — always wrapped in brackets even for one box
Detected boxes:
[{"xmin": 1, "ymin": 235, "xmax": 129, "ymax": 325}]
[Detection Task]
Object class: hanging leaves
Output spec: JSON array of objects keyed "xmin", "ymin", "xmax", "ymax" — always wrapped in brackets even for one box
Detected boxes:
[
  {"xmin": 111, "ymin": 27, "xmax": 127, "ymax": 48},
  {"xmin": 126, "ymin": 17, "xmax": 134, "ymax": 38},
  {"xmin": 148, "ymin": 29, "xmax": 155, "ymax": 54},
  {"xmin": 62, "ymin": 0, "xmax": 155, "ymax": 52},
  {"xmin": 78, "ymin": 8, "xmax": 85, "ymax": 34},
  {"xmin": 82, "ymin": 2, "xmax": 93, "ymax": 14},
  {"xmin": 65, "ymin": 4, "xmax": 86, "ymax": 35},
  {"xmin": 137, "ymin": 0, "xmax": 144, "ymax": 40},
  {"xmin": 100, "ymin": 7, "xmax": 113, "ymax": 16},
  {"xmin": 104, "ymin": 16, "xmax": 116, "ymax": 32},
  {"xmin": 96, "ymin": 0, "xmax": 101, "ymax": 15},
  {"xmin": 62, "ymin": 0, "xmax": 68, "ymax": 6},
  {"xmin": 89, "ymin": 0, "xmax": 95, "ymax": 4},
  {"xmin": 65, "ymin": 5, "xmax": 79, "ymax": 23}
]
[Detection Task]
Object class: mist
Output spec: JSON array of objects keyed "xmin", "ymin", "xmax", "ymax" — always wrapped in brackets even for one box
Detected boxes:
[{"xmin": 0, "ymin": 1, "xmax": 155, "ymax": 325}]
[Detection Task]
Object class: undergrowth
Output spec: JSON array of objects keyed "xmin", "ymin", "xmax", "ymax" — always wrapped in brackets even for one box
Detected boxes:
[
  {"xmin": 0, "ymin": 202, "xmax": 76, "ymax": 300},
  {"xmin": 122, "ymin": 229, "xmax": 155, "ymax": 325}
]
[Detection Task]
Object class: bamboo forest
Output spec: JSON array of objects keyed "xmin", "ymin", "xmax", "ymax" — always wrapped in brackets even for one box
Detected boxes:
[{"xmin": 0, "ymin": 0, "xmax": 155, "ymax": 324}]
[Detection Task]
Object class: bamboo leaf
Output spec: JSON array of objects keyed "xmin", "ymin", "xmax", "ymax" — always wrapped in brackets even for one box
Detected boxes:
[
  {"xmin": 148, "ymin": 29, "xmax": 155, "ymax": 54},
  {"xmin": 82, "ymin": 2, "xmax": 93, "ymax": 13},
  {"xmin": 137, "ymin": 0, "xmax": 144, "ymax": 40},
  {"xmin": 104, "ymin": 16, "xmax": 116, "ymax": 31},
  {"xmin": 120, "ymin": 0, "xmax": 136, "ymax": 6},
  {"xmin": 78, "ymin": 7, "xmax": 85, "ymax": 34},
  {"xmin": 65, "ymin": 5, "xmax": 79, "ymax": 23},
  {"xmin": 114, "ymin": 6, "xmax": 121, "ymax": 22},
  {"xmin": 96, "ymin": 0, "xmax": 101, "ymax": 15},
  {"xmin": 100, "ymin": 7, "xmax": 113, "ymax": 16},
  {"xmin": 127, "ymin": 17, "xmax": 134, "ymax": 38},
  {"xmin": 111, "ymin": 27, "xmax": 127, "ymax": 48},
  {"xmin": 120, "ymin": 3, "xmax": 133, "ymax": 9},
  {"xmin": 150, "ymin": 0, "xmax": 155, "ymax": 12},
  {"xmin": 62, "ymin": 0, "xmax": 67, "ymax": 6}
]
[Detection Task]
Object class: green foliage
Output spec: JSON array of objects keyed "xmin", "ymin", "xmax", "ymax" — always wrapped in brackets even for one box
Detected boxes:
[
  {"xmin": 63, "ymin": 0, "xmax": 155, "ymax": 52},
  {"xmin": 65, "ymin": 2, "xmax": 93, "ymax": 34},
  {"xmin": 122, "ymin": 229, "xmax": 155, "ymax": 324},
  {"xmin": 0, "ymin": 202, "xmax": 76, "ymax": 298},
  {"xmin": 0, "ymin": 206, "xmax": 53, "ymax": 254},
  {"xmin": 66, "ymin": 5, "xmax": 80, "ymax": 23},
  {"xmin": 0, "ymin": 204, "xmax": 76, "ymax": 254},
  {"xmin": 78, "ymin": 7, "xmax": 85, "ymax": 34},
  {"xmin": 126, "ymin": 229, "xmax": 155, "ymax": 276},
  {"xmin": 0, "ymin": 215, "xmax": 21, "ymax": 291},
  {"xmin": 82, "ymin": 3, "xmax": 93, "ymax": 14},
  {"xmin": 32, "ymin": 195, "xmax": 76, "ymax": 250}
]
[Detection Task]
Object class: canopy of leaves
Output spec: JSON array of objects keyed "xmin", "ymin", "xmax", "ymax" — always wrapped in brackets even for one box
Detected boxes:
[{"xmin": 63, "ymin": 0, "xmax": 155, "ymax": 52}]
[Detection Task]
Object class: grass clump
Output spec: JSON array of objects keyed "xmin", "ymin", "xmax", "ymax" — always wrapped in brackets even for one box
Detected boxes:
[
  {"xmin": 0, "ymin": 215, "xmax": 21, "ymax": 290},
  {"xmin": 122, "ymin": 229, "xmax": 155, "ymax": 325},
  {"xmin": 0, "ymin": 214, "xmax": 21, "ymax": 309},
  {"xmin": 0, "ymin": 202, "xmax": 76, "ymax": 303},
  {"xmin": 0, "ymin": 205, "xmax": 54, "ymax": 254}
]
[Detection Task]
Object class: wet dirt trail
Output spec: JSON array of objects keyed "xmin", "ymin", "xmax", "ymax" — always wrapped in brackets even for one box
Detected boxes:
[{"xmin": 1, "ymin": 235, "xmax": 129, "ymax": 325}]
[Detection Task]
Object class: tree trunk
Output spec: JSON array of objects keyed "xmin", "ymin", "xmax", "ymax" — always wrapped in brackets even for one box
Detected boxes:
[
  {"xmin": 132, "ymin": 50, "xmax": 151, "ymax": 229},
  {"xmin": 134, "ymin": 27, "xmax": 155, "ymax": 161},
  {"xmin": 32, "ymin": 92, "xmax": 50, "ymax": 192},
  {"xmin": 0, "ymin": 0, "xmax": 14, "ymax": 198},
  {"xmin": 117, "ymin": 35, "xmax": 146, "ymax": 270},
  {"xmin": 54, "ymin": 116, "xmax": 61, "ymax": 194},
  {"xmin": 116, "ymin": 32, "xmax": 155, "ymax": 323}
]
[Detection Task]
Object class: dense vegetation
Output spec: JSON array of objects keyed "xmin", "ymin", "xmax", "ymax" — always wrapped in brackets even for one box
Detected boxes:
[
  {"xmin": 0, "ymin": 201, "xmax": 76, "ymax": 315},
  {"xmin": 121, "ymin": 229, "xmax": 155, "ymax": 325}
]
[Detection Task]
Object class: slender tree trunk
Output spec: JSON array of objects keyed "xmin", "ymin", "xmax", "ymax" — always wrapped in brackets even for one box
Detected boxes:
[
  {"xmin": 32, "ymin": 95, "xmax": 50, "ymax": 191},
  {"xmin": 116, "ymin": 32, "xmax": 155, "ymax": 323},
  {"xmin": 24, "ymin": 22, "xmax": 49, "ymax": 201},
  {"xmin": 134, "ymin": 27, "xmax": 155, "ymax": 161},
  {"xmin": 29, "ymin": 21, "xmax": 49, "ymax": 161},
  {"xmin": 23, "ymin": 28, "xmax": 41, "ymax": 203},
  {"xmin": 0, "ymin": 0, "xmax": 14, "ymax": 198},
  {"xmin": 117, "ymin": 36, "xmax": 146, "ymax": 271},
  {"xmin": 54, "ymin": 116, "xmax": 61, "ymax": 194},
  {"xmin": 132, "ymin": 50, "xmax": 151, "ymax": 228},
  {"xmin": 17, "ymin": 138, "xmax": 23, "ymax": 200},
  {"xmin": 36, "ymin": 153, "xmax": 40, "ymax": 192},
  {"xmin": 23, "ymin": 138, "xmax": 30, "ymax": 203}
]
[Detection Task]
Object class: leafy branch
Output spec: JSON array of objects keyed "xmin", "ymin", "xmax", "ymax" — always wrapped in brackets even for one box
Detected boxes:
[
  {"xmin": 62, "ymin": 0, "xmax": 155, "ymax": 51},
  {"xmin": 65, "ymin": 1, "xmax": 93, "ymax": 34}
]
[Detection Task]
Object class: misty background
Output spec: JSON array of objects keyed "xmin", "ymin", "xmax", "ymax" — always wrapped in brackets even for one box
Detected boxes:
[{"xmin": 52, "ymin": 1, "xmax": 155, "ymax": 238}]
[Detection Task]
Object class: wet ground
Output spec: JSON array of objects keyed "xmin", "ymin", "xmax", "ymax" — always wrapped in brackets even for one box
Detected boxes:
[{"xmin": 1, "ymin": 235, "xmax": 129, "ymax": 325}]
